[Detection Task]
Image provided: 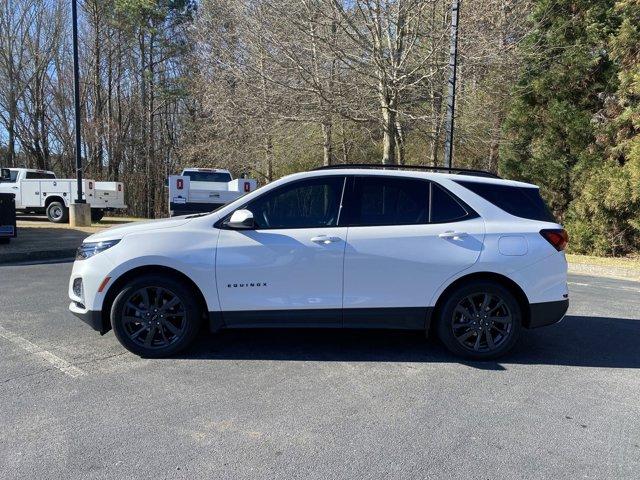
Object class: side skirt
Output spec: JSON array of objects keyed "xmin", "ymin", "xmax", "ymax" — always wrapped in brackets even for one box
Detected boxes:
[{"xmin": 208, "ymin": 307, "xmax": 432, "ymax": 332}]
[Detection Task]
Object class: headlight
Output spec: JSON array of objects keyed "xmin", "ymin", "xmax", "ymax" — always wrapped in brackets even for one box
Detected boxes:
[{"xmin": 75, "ymin": 240, "xmax": 120, "ymax": 260}]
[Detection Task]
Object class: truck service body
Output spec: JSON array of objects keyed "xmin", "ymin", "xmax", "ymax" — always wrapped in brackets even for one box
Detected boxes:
[
  {"xmin": 0, "ymin": 168, "xmax": 126, "ymax": 223},
  {"xmin": 168, "ymin": 168, "xmax": 257, "ymax": 216}
]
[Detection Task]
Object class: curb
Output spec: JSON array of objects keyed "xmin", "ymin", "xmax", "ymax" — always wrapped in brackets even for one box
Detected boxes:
[
  {"xmin": 0, "ymin": 248, "xmax": 77, "ymax": 265},
  {"xmin": 568, "ymin": 263, "xmax": 640, "ymax": 283}
]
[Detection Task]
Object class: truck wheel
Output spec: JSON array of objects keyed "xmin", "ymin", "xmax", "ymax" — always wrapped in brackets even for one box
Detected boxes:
[
  {"xmin": 46, "ymin": 201, "xmax": 69, "ymax": 223},
  {"xmin": 435, "ymin": 281, "xmax": 522, "ymax": 360},
  {"xmin": 111, "ymin": 275, "xmax": 202, "ymax": 357},
  {"xmin": 91, "ymin": 209, "xmax": 105, "ymax": 222}
]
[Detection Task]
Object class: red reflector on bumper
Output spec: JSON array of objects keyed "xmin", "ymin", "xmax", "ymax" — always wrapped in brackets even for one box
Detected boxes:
[{"xmin": 98, "ymin": 277, "xmax": 111, "ymax": 293}]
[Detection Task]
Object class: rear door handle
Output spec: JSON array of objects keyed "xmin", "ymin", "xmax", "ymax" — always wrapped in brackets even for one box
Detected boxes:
[
  {"xmin": 438, "ymin": 231, "xmax": 468, "ymax": 240},
  {"xmin": 311, "ymin": 235, "xmax": 341, "ymax": 245}
]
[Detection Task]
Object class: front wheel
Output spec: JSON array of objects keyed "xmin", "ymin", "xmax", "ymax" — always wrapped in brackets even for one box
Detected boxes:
[
  {"xmin": 111, "ymin": 275, "xmax": 202, "ymax": 357},
  {"xmin": 436, "ymin": 281, "xmax": 522, "ymax": 360}
]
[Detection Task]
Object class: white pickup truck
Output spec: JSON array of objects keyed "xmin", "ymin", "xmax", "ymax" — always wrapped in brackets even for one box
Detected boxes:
[
  {"xmin": 0, "ymin": 168, "xmax": 126, "ymax": 223},
  {"xmin": 168, "ymin": 168, "xmax": 257, "ymax": 216}
]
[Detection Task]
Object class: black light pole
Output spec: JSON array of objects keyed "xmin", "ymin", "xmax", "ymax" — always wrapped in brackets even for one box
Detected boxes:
[
  {"xmin": 443, "ymin": 0, "xmax": 460, "ymax": 169},
  {"xmin": 71, "ymin": 0, "xmax": 84, "ymax": 203}
]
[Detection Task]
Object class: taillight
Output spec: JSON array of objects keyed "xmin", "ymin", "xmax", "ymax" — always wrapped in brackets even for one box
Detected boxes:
[
  {"xmin": 88, "ymin": 181, "xmax": 93, "ymax": 189},
  {"xmin": 540, "ymin": 228, "xmax": 568, "ymax": 251},
  {"xmin": 117, "ymin": 184, "xmax": 122, "ymax": 192},
  {"xmin": 244, "ymin": 182, "xmax": 250, "ymax": 192},
  {"xmin": 177, "ymin": 179, "xmax": 184, "ymax": 190}
]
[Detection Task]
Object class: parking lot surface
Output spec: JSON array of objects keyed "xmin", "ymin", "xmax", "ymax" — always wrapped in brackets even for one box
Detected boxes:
[{"xmin": 1, "ymin": 261, "xmax": 639, "ymax": 479}]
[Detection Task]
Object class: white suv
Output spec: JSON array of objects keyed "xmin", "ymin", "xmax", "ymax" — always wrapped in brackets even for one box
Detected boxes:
[{"xmin": 68, "ymin": 166, "xmax": 569, "ymax": 360}]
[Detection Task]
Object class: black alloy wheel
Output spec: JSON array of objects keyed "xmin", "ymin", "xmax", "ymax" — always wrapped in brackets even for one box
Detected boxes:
[
  {"xmin": 451, "ymin": 292, "xmax": 513, "ymax": 353},
  {"xmin": 111, "ymin": 275, "xmax": 202, "ymax": 357},
  {"xmin": 436, "ymin": 281, "xmax": 522, "ymax": 360},
  {"xmin": 121, "ymin": 286, "xmax": 187, "ymax": 350}
]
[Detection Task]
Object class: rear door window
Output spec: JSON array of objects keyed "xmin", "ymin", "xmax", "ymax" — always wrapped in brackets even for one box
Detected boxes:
[
  {"xmin": 348, "ymin": 176, "xmax": 429, "ymax": 226},
  {"xmin": 455, "ymin": 180, "xmax": 556, "ymax": 222}
]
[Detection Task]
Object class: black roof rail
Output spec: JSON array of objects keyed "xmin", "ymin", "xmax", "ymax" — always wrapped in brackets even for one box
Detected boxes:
[{"xmin": 312, "ymin": 163, "xmax": 501, "ymax": 179}]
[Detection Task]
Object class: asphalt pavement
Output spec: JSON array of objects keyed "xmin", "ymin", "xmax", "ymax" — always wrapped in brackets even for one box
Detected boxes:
[{"xmin": 0, "ymin": 261, "xmax": 638, "ymax": 479}]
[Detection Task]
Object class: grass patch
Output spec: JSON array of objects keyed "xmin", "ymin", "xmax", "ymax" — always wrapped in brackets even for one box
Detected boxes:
[{"xmin": 566, "ymin": 254, "xmax": 640, "ymax": 270}]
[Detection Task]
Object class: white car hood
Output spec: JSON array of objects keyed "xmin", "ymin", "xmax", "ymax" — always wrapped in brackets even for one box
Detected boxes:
[{"xmin": 84, "ymin": 216, "xmax": 193, "ymax": 243}]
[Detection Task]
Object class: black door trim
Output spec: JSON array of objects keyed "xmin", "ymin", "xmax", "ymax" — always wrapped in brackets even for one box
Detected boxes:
[
  {"xmin": 208, "ymin": 307, "xmax": 433, "ymax": 331},
  {"xmin": 343, "ymin": 307, "xmax": 432, "ymax": 330}
]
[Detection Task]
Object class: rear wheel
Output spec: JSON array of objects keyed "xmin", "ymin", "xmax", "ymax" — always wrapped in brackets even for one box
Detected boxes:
[
  {"xmin": 436, "ymin": 281, "xmax": 522, "ymax": 360},
  {"xmin": 90, "ymin": 209, "xmax": 105, "ymax": 222},
  {"xmin": 46, "ymin": 201, "xmax": 68, "ymax": 223},
  {"xmin": 111, "ymin": 275, "xmax": 202, "ymax": 357}
]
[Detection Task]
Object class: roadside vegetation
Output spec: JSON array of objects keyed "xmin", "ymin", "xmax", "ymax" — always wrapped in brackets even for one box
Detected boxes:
[{"xmin": 0, "ymin": 0, "xmax": 638, "ymax": 256}]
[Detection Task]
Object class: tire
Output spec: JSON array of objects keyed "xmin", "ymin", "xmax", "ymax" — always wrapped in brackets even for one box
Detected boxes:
[
  {"xmin": 46, "ymin": 200, "xmax": 69, "ymax": 223},
  {"xmin": 111, "ymin": 274, "xmax": 202, "ymax": 357},
  {"xmin": 436, "ymin": 281, "xmax": 522, "ymax": 360},
  {"xmin": 0, "ymin": 238, "xmax": 9, "ymax": 244},
  {"xmin": 91, "ymin": 209, "xmax": 105, "ymax": 222}
]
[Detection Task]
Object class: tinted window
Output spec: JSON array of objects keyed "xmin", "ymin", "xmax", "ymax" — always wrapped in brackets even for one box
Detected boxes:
[
  {"xmin": 0, "ymin": 169, "xmax": 18, "ymax": 183},
  {"xmin": 455, "ymin": 180, "xmax": 555, "ymax": 222},
  {"xmin": 349, "ymin": 177, "xmax": 429, "ymax": 226},
  {"xmin": 184, "ymin": 171, "xmax": 232, "ymax": 182},
  {"xmin": 245, "ymin": 176, "xmax": 344, "ymax": 229},
  {"xmin": 430, "ymin": 183, "xmax": 469, "ymax": 222},
  {"xmin": 25, "ymin": 171, "xmax": 56, "ymax": 180}
]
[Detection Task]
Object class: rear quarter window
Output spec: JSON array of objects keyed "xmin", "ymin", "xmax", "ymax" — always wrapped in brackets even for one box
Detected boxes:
[
  {"xmin": 429, "ymin": 183, "xmax": 470, "ymax": 223},
  {"xmin": 454, "ymin": 180, "xmax": 556, "ymax": 222}
]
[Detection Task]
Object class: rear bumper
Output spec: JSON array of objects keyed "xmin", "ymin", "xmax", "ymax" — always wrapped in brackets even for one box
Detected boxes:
[
  {"xmin": 527, "ymin": 299, "xmax": 569, "ymax": 328},
  {"xmin": 69, "ymin": 302, "xmax": 109, "ymax": 335}
]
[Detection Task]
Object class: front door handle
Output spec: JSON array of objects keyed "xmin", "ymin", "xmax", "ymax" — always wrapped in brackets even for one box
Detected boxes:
[
  {"xmin": 311, "ymin": 235, "xmax": 341, "ymax": 245},
  {"xmin": 438, "ymin": 231, "xmax": 468, "ymax": 240}
]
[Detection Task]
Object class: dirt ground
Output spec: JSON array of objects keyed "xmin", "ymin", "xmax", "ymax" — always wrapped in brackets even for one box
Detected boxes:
[{"xmin": 0, "ymin": 216, "xmax": 136, "ymax": 264}]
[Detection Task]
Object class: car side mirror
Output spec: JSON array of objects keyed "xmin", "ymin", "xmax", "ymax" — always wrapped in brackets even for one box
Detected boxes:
[{"xmin": 227, "ymin": 209, "xmax": 254, "ymax": 229}]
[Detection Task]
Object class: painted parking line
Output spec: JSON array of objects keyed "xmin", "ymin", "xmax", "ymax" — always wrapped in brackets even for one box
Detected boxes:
[{"xmin": 0, "ymin": 325, "xmax": 85, "ymax": 378}]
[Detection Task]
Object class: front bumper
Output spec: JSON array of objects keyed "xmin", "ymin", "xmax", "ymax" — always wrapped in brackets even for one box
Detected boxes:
[
  {"xmin": 527, "ymin": 299, "xmax": 569, "ymax": 328},
  {"xmin": 69, "ymin": 302, "xmax": 109, "ymax": 335}
]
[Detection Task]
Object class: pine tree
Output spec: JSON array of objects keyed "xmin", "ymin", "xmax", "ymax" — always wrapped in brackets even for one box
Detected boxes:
[
  {"xmin": 565, "ymin": 0, "xmax": 640, "ymax": 255},
  {"xmin": 499, "ymin": 0, "xmax": 619, "ymax": 220}
]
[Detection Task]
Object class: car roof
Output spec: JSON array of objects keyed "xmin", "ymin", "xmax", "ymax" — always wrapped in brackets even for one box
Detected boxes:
[{"xmin": 286, "ymin": 168, "xmax": 538, "ymax": 189}]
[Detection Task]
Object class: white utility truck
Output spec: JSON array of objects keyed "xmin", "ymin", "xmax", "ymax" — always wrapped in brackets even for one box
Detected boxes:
[
  {"xmin": 168, "ymin": 168, "xmax": 257, "ymax": 216},
  {"xmin": 0, "ymin": 168, "xmax": 126, "ymax": 223}
]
